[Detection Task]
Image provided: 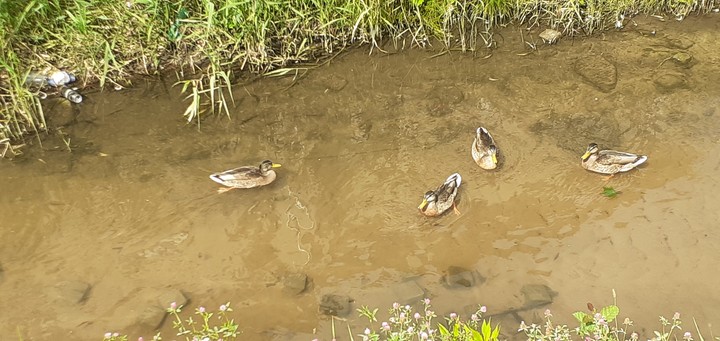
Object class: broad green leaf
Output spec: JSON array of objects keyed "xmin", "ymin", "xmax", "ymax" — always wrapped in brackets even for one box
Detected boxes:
[
  {"xmin": 573, "ymin": 311, "xmax": 591, "ymax": 324},
  {"xmin": 602, "ymin": 186, "xmax": 619, "ymax": 198},
  {"xmin": 601, "ymin": 305, "xmax": 620, "ymax": 322}
]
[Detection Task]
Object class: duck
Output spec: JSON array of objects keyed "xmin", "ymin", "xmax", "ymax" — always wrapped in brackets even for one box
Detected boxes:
[
  {"xmin": 418, "ymin": 173, "xmax": 462, "ymax": 217},
  {"xmin": 471, "ymin": 127, "xmax": 498, "ymax": 170},
  {"xmin": 209, "ymin": 160, "xmax": 282, "ymax": 193},
  {"xmin": 581, "ymin": 143, "xmax": 647, "ymax": 175}
]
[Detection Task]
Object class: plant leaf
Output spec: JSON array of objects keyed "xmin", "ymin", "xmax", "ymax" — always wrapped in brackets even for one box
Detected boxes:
[
  {"xmin": 438, "ymin": 323, "xmax": 449, "ymax": 336},
  {"xmin": 601, "ymin": 305, "xmax": 620, "ymax": 323},
  {"xmin": 573, "ymin": 311, "xmax": 590, "ymax": 324},
  {"xmin": 602, "ymin": 186, "xmax": 619, "ymax": 198}
]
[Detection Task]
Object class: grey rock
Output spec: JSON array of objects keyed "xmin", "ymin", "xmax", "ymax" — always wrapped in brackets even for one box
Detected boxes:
[
  {"xmin": 350, "ymin": 113, "xmax": 372, "ymax": 144},
  {"xmin": 529, "ymin": 111, "xmax": 621, "ymax": 153},
  {"xmin": 539, "ymin": 29, "xmax": 562, "ymax": 44},
  {"xmin": 323, "ymin": 76, "xmax": 348, "ymax": 92},
  {"xmin": 282, "ymin": 273, "xmax": 308, "ymax": 295},
  {"xmin": 137, "ymin": 305, "xmax": 167, "ymax": 330},
  {"xmin": 51, "ymin": 280, "xmax": 91, "ymax": 304},
  {"xmin": 48, "ymin": 99, "xmax": 78, "ymax": 127},
  {"xmin": 666, "ymin": 36, "xmax": 694, "ymax": 49},
  {"xmin": 391, "ymin": 280, "xmax": 425, "ymax": 305},
  {"xmin": 156, "ymin": 288, "xmax": 188, "ymax": 310},
  {"xmin": 442, "ymin": 266, "xmax": 485, "ymax": 288},
  {"xmin": 426, "ymin": 85, "xmax": 464, "ymax": 117},
  {"xmin": 672, "ymin": 52, "xmax": 693, "ymax": 66},
  {"xmin": 102, "ymin": 287, "xmax": 189, "ymax": 335},
  {"xmin": 574, "ymin": 55, "xmax": 617, "ymax": 92},
  {"xmin": 654, "ymin": 73, "xmax": 688, "ymax": 92},
  {"xmin": 516, "ymin": 308, "xmax": 545, "ymax": 325},
  {"xmin": 319, "ymin": 294, "xmax": 353, "ymax": 316},
  {"xmin": 520, "ymin": 284, "xmax": 556, "ymax": 308},
  {"xmin": 492, "ymin": 311, "xmax": 525, "ymax": 341}
]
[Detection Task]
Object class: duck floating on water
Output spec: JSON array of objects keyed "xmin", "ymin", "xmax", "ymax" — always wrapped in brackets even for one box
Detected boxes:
[
  {"xmin": 581, "ymin": 143, "xmax": 647, "ymax": 175},
  {"xmin": 209, "ymin": 160, "xmax": 282, "ymax": 193},
  {"xmin": 471, "ymin": 127, "xmax": 498, "ymax": 170},
  {"xmin": 418, "ymin": 173, "xmax": 462, "ymax": 217}
]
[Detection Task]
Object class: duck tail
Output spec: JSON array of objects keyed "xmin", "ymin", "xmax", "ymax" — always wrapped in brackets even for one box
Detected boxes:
[
  {"xmin": 446, "ymin": 173, "xmax": 462, "ymax": 188},
  {"xmin": 634, "ymin": 155, "xmax": 648, "ymax": 167}
]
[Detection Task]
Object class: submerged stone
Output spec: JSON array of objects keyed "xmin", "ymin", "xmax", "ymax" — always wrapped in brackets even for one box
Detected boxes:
[
  {"xmin": 350, "ymin": 113, "xmax": 372, "ymax": 144},
  {"xmin": 672, "ymin": 52, "xmax": 693, "ymax": 66},
  {"xmin": 666, "ymin": 36, "xmax": 694, "ymax": 50},
  {"xmin": 539, "ymin": 29, "xmax": 562, "ymax": 44},
  {"xmin": 654, "ymin": 73, "xmax": 688, "ymax": 92},
  {"xmin": 520, "ymin": 284, "xmax": 556, "ymax": 308},
  {"xmin": 137, "ymin": 305, "xmax": 167, "ymax": 330},
  {"xmin": 50, "ymin": 280, "xmax": 91, "ymax": 304},
  {"xmin": 391, "ymin": 279, "xmax": 425, "ymax": 305},
  {"xmin": 282, "ymin": 273, "xmax": 309, "ymax": 295},
  {"xmin": 319, "ymin": 294, "xmax": 353, "ymax": 316},
  {"xmin": 48, "ymin": 99, "xmax": 78, "ymax": 127},
  {"xmin": 156, "ymin": 288, "xmax": 188, "ymax": 309},
  {"xmin": 108, "ymin": 288, "xmax": 188, "ymax": 334},
  {"xmin": 442, "ymin": 266, "xmax": 485, "ymax": 288},
  {"xmin": 574, "ymin": 55, "xmax": 617, "ymax": 92}
]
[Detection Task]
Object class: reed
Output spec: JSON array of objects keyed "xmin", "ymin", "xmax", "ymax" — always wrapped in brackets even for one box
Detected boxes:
[{"xmin": 0, "ymin": 0, "xmax": 717, "ymax": 143}]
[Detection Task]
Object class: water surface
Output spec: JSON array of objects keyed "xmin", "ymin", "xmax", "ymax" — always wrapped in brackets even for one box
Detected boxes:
[{"xmin": 1, "ymin": 15, "xmax": 720, "ymax": 340}]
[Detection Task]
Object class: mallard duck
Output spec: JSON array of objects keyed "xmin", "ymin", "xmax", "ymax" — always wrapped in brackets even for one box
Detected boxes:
[
  {"xmin": 418, "ymin": 173, "xmax": 462, "ymax": 217},
  {"xmin": 581, "ymin": 143, "xmax": 647, "ymax": 175},
  {"xmin": 209, "ymin": 160, "xmax": 282, "ymax": 193},
  {"xmin": 471, "ymin": 127, "xmax": 498, "ymax": 170}
]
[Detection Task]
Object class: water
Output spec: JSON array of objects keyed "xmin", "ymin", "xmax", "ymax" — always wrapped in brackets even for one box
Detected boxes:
[{"xmin": 1, "ymin": 16, "xmax": 720, "ymax": 340}]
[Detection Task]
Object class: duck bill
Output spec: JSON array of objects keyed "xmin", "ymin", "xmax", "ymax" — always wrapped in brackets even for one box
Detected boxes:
[
  {"xmin": 271, "ymin": 163, "xmax": 282, "ymax": 168},
  {"xmin": 491, "ymin": 154, "xmax": 498, "ymax": 164},
  {"xmin": 418, "ymin": 199, "xmax": 428, "ymax": 210},
  {"xmin": 581, "ymin": 151, "xmax": 591, "ymax": 160}
]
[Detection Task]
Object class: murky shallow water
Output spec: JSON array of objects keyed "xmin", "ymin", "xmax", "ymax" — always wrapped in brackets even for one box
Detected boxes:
[{"xmin": 2, "ymin": 15, "xmax": 720, "ymax": 340}]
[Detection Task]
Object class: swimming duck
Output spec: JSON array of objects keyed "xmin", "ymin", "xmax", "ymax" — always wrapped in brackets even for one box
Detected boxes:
[
  {"xmin": 209, "ymin": 160, "xmax": 282, "ymax": 193},
  {"xmin": 581, "ymin": 143, "xmax": 647, "ymax": 175},
  {"xmin": 471, "ymin": 127, "xmax": 498, "ymax": 170},
  {"xmin": 418, "ymin": 173, "xmax": 462, "ymax": 217}
]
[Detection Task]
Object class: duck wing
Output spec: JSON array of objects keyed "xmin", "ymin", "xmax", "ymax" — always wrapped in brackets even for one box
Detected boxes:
[
  {"xmin": 435, "ymin": 173, "xmax": 462, "ymax": 203},
  {"xmin": 596, "ymin": 150, "xmax": 645, "ymax": 165},
  {"xmin": 478, "ymin": 127, "xmax": 495, "ymax": 147},
  {"xmin": 210, "ymin": 166, "xmax": 263, "ymax": 182}
]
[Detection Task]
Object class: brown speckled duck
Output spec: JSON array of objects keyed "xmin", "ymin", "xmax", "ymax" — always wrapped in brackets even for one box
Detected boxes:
[
  {"xmin": 418, "ymin": 173, "xmax": 462, "ymax": 217},
  {"xmin": 471, "ymin": 127, "xmax": 498, "ymax": 170},
  {"xmin": 581, "ymin": 143, "xmax": 647, "ymax": 175},
  {"xmin": 209, "ymin": 160, "xmax": 282, "ymax": 193}
]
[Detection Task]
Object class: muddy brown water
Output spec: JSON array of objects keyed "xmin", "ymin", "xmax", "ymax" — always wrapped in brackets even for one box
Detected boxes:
[{"xmin": 2, "ymin": 15, "xmax": 720, "ymax": 341}]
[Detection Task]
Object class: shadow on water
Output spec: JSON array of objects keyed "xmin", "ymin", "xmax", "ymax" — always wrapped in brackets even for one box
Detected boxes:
[{"xmin": 1, "ymin": 16, "xmax": 720, "ymax": 340}]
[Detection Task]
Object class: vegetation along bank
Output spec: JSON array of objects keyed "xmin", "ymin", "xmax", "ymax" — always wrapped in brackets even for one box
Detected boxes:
[{"xmin": 0, "ymin": 0, "xmax": 717, "ymax": 144}]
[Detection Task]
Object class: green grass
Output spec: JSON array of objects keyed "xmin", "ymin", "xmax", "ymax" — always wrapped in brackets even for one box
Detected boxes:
[{"xmin": 0, "ymin": 0, "xmax": 717, "ymax": 143}]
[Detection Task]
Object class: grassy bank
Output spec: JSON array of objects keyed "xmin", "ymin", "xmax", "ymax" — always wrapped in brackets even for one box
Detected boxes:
[{"xmin": 0, "ymin": 0, "xmax": 717, "ymax": 143}]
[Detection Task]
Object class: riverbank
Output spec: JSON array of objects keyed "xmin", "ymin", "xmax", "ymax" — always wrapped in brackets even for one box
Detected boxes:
[{"xmin": 0, "ymin": 0, "xmax": 718, "ymax": 143}]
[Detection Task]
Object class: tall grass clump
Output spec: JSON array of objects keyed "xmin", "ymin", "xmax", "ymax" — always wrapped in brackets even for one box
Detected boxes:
[{"xmin": 1, "ymin": 0, "xmax": 718, "ymax": 143}]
